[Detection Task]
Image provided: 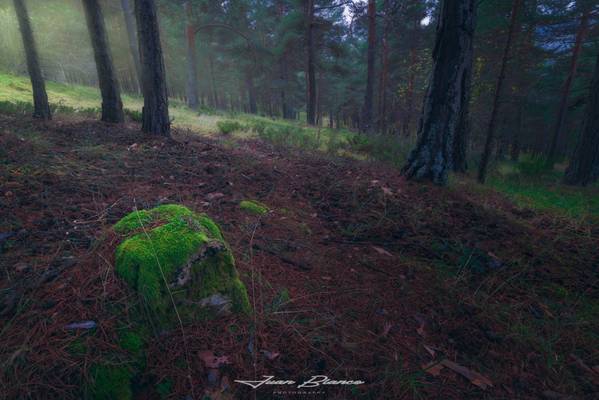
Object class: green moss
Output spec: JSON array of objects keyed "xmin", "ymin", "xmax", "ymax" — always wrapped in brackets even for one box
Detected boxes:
[
  {"xmin": 113, "ymin": 204, "xmax": 195, "ymax": 235},
  {"xmin": 239, "ymin": 200, "xmax": 269, "ymax": 215},
  {"xmin": 90, "ymin": 365, "xmax": 134, "ymax": 400},
  {"xmin": 114, "ymin": 204, "xmax": 251, "ymax": 325},
  {"xmin": 118, "ymin": 330, "xmax": 146, "ymax": 357},
  {"xmin": 156, "ymin": 379, "xmax": 173, "ymax": 399}
]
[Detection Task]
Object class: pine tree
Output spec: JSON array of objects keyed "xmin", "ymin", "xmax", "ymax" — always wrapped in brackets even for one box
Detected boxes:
[
  {"xmin": 82, "ymin": 0, "xmax": 124, "ymax": 123},
  {"xmin": 13, "ymin": 0, "xmax": 51, "ymax": 120},
  {"xmin": 402, "ymin": 0, "xmax": 476, "ymax": 185},
  {"xmin": 135, "ymin": 0, "xmax": 170, "ymax": 136}
]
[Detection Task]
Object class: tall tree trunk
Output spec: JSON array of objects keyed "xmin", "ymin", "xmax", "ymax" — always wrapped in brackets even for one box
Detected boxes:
[
  {"xmin": 378, "ymin": 1, "xmax": 389, "ymax": 135},
  {"xmin": 402, "ymin": 0, "xmax": 476, "ymax": 185},
  {"xmin": 564, "ymin": 51, "xmax": 599, "ymax": 186},
  {"xmin": 183, "ymin": 1, "xmax": 199, "ymax": 109},
  {"xmin": 305, "ymin": 0, "xmax": 316, "ymax": 125},
  {"xmin": 82, "ymin": 0, "xmax": 124, "ymax": 123},
  {"xmin": 403, "ymin": 46, "xmax": 417, "ymax": 136},
  {"xmin": 511, "ymin": 101, "xmax": 523, "ymax": 161},
  {"xmin": 278, "ymin": 1, "xmax": 292, "ymax": 119},
  {"xmin": 361, "ymin": 0, "xmax": 376, "ymax": 133},
  {"xmin": 120, "ymin": 0, "xmax": 141, "ymax": 93},
  {"xmin": 135, "ymin": 0, "xmax": 170, "ymax": 136},
  {"xmin": 208, "ymin": 44, "xmax": 218, "ymax": 109},
  {"xmin": 246, "ymin": 69, "xmax": 257, "ymax": 114},
  {"xmin": 546, "ymin": 8, "xmax": 591, "ymax": 168},
  {"xmin": 477, "ymin": 0, "xmax": 522, "ymax": 184},
  {"xmin": 13, "ymin": 0, "xmax": 51, "ymax": 120}
]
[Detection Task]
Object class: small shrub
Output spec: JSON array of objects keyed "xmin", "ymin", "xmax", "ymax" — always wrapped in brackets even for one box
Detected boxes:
[
  {"xmin": 0, "ymin": 100, "xmax": 33, "ymax": 115},
  {"xmin": 249, "ymin": 119, "xmax": 267, "ymax": 134},
  {"xmin": 347, "ymin": 134, "xmax": 372, "ymax": 153},
  {"xmin": 217, "ymin": 120, "xmax": 243, "ymax": 135},
  {"xmin": 124, "ymin": 108, "xmax": 142, "ymax": 122},
  {"xmin": 517, "ymin": 155, "xmax": 550, "ymax": 176}
]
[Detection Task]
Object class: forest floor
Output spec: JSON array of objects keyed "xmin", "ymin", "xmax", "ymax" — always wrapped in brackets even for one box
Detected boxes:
[{"xmin": 1, "ymin": 112, "xmax": 598, "ymax": 400}]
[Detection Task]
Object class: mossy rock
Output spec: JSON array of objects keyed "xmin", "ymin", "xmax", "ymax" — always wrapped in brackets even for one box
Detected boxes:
[
  {"xmin": 239, "ymin": 200, "xmax": 269, "ymax": 215},
  {"xmin": 114, "ymin": 204, "xmax": 251, "ymax": 326}
]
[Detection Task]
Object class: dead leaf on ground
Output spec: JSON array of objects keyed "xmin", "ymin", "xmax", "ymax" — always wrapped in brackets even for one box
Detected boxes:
[
  {"xmin": 381, "ymin": 322, "xmax": 393, "ymax": 337},
  {"xmin": 422, "ymin": 361, "xmax": 444, "ymax": 376},
  {"xmin": 372, "ymin": 246, "xmax": 393, "ymax": 257},
  {"xmin": 260, "ymin": 349, "xmax": 280, "ymax": 360},
  {"xmin": 441, "ymin": 359, "xmax": 493, "ymax": 390},
  {"xmin": 198, "ymin": 350, "xmax": 231, "ymax": 368},
  {"xmin": 381, "ymin": 186, "xmax": 393, "ymax": 196},
  {"xmin": 205, "ymin": 192, "xmax": 225, "ymax": 201},
  {"xmin": 423, "ymin": 344, "xmax": 436, "ymax": 357}
]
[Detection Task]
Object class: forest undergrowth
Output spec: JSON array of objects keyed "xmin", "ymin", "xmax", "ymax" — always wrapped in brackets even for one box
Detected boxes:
[{"xmin": 0, "ymin": 111, "xmax": 598, "ymax": 399}]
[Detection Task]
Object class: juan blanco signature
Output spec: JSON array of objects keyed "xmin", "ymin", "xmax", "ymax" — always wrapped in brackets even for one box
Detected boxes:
[{"xmin": 234, "ymin": 375, "xmax": 365, "ymax": 389}]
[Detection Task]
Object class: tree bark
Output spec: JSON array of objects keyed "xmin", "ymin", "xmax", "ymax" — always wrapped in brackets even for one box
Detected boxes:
[
  {"xmin": 13, "ymin": 0, "xmax": 51, "ymax": 120},
  {"xmin": 402, "ymin": 0, "xmax": 476, "ymax": 185},
  {"xmin": 477, "ymin": 0, "xmax": 522, "ymax": 184},
  {"xmin": 546, "ymin": 8, "xmax": 591, "ymax": 168},
  {"xmin": 361, "ymin": 0, "xmax": 376, "ymax": 133},
  {"xmin": 402, "ymin": 46, "xmax": 417, "ymax": 136},
  {"xmin": 120, "ymin": 0, "xmax": 141, "ymax": 92},
  {"xmin": 305, "ymin": 0, "xmax": 316, "ymax": 125},
  {"xmin": 135, "ymin": 0, "xmax": 170, "ymax": 136},
  {"xmin": 82, "ymin": 0, "xmax": 124, "ymax": 123},
  {"xmin": 184, "ymin": 1, "xmax": 199, "ymax": 109},
  {"xmin": 564, "ymin": 50, "xmax": 599, "ymax": 186},
  {"xmin": 245, "ymin": 69, "xmax": 257, "ymax": 114},
  {"xmin": 377, "ymin": 0, "xmax": 390, "ymax": 135},
  {"xmin": 511, "ymin": 100, "xmax": 523, "ymax": 161}
]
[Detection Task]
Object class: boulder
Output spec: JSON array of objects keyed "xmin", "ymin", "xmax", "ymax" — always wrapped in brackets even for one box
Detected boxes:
[{"xmin": 113, "ymin": 204, "xmax": 251, "ymax": 325}]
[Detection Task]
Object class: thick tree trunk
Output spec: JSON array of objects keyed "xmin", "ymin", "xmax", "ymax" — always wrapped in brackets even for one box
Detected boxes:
[
  {"xmin": 546, "ymin": 8, "xmax": 591, "ymax": 168},
  {"xmin": 135, "ymin": 0, "xmax": 170, "ymax": 136},
  {"xmin": 402, "ymin": 0, "xmax": 476, "ymax": 185},
  {"xmin": 13, "ymin": 0, "xmax": 51, "ymax": 120},
  {"xmin": 82, "ymin": 0, "xmax": 124, "ymax": 123},
  {"xmin": 360, "ymin": 0, "xmax": 376, "ymax": 133},
  {"xmin": 477, "ymin": 0, "xmax": 522, "ymax": 184},
  {"xmin": 305, "ymin": 0, "xmax": 316, "ymax": 125},
  {"xmin": 564, "ymin": 51, "xmax": 599, "ymax": 186},
  {"xmin": 184, "ymin": 1, "xmax": 198, "ymax": 109},
  {"xmin": 120, "ymin": 0, "xmax": 141, "ymax": 92}
]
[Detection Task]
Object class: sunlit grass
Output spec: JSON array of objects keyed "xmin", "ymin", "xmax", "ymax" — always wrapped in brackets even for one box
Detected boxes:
[
  {"xmin": 3, "ymin": 72, "xmax": 598, "ymax": 220},
  {"xmin": 488, "ymin": 159, "xmax": 599, "ymax": 218}
]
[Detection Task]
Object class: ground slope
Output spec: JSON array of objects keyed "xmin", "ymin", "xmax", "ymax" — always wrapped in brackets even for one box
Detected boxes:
[{"xmin": 0, "ymin": 113, "xmax": 598, "ymax": 399}]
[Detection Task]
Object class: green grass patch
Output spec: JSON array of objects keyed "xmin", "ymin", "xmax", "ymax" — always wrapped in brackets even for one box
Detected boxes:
[{"xmin": 489, "ymin": 159, "xmax": 599, "ymax": 218}]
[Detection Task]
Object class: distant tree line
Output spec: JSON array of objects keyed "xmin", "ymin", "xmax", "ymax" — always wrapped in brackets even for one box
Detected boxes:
[{"xmin": 4, "ymin": 0, "xmax": 599, "ymax": 185}]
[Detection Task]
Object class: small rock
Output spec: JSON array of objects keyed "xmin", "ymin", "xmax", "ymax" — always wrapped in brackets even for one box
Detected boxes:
[
  {"xmin": 205, "ymin": 192, "xmax": 224, "ymax": 201},
  {"xmin": 199, "ymin": 293, "xmax": 232, "ymax": 316}
]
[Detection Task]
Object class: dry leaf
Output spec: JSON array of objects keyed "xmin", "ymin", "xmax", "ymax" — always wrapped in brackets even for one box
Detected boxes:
[
  {"xmin": 261, "ymin": 349, "xmax": 280, "ymax": 360},
  {"xmin": 372, "ymin": 246, "xmax": 393, "ymax": 257},
  {"xmin": 441, "ymin": 359, "xmax": 493, "ymax": 389},
  {"xmin": 423, "ymin": 344, "xmax": 436, "ymax": 357},
  {"xmin": 199, "ymin": 350, "xmax": 231, "ymax": 368},
  {"xmin": 422, "ymin": 361, "xmax": 444, "ymax": 376},
  {"xmin": 205, "ymin": 192, "xmax": 225, "ymax": 201},
  {"xmin": 382, "ymin": 322, "xmax": 393, "ymax": 337},
  {"xmin": 382, "ymin": 187, "xmax": 393, "ymax": 196}
]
